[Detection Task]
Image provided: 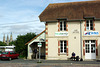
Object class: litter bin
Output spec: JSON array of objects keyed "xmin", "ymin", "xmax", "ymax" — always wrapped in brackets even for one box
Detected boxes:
[{"xmin": 76, "ymin": 56, "xmax": 79, "ymax": 61}]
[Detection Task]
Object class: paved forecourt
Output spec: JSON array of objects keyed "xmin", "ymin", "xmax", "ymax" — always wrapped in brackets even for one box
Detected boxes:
[
  {"xmin": 0, "ymin": 59, "xmax": 100, "ymax": 67},
  {"xmin": 0, "ymin": 63, "xmax": 100, "ymax": 67}
]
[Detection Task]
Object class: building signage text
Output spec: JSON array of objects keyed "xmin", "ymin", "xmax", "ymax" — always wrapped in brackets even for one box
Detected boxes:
[
  {"xmin": 73, "ymin": 29, "xmax": 79, "ymax": 33},
  {"xmin": 84, "ymin": 31, "xmax": 99, "ymax": 36},
  {"xmin": 55, "ymin": 32, "xmax": 68, "ymax": 36}
]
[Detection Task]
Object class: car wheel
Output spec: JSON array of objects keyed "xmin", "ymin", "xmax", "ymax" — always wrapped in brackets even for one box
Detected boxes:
[{"xmin": 9, "ymin": 57, "xmax": 11, "ymax": 61}]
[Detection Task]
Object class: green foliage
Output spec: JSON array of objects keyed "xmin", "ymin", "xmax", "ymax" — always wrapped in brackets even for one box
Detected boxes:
[
  {"xmin": 9, "ymin": 41, "xmax": 15, "ymax": 46},
  {"xmin": 0, "ymin": 41, "xmax": 7, "ymax": 46},
  {"xmin": 13, "ymin": 33, "xmax": 36, "ymax": 58}
]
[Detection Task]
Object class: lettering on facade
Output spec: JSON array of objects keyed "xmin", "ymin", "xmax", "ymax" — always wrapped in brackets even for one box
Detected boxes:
[
  {"xmin": 84, "ymin": 31, "xmax": 99, "ymax": 36},
  {"xmin": 55, "ymin": 32, "xmax": 68, "ymax": 36},
  {"xmin": 73, "ymin": 29, "xmax": 79, "ymax": 33}
]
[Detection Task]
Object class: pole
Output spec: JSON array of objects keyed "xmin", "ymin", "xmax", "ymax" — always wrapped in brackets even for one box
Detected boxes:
[
  {"xmin": 80, "ymin": 20, "xmax": 83, "ymax": 61},
  {"xmin": 37, "ymin": 36, "xmax": 42, "ymax": 63},
  {"xmin": 38, "ymin": 42, "xmax": 42, "ymax": 63},
  {"xmin": 39, "ymin": 47, "xmax": 41, "ymax": 62}
]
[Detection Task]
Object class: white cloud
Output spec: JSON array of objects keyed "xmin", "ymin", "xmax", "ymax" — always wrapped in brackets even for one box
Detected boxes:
[
  {"xmin": 0, "ymin": 0, "xmax": 89, "ymax": 41},
  {"xmin": 0, "ymin": 21, "xmax": 45, "ymax": 34}
]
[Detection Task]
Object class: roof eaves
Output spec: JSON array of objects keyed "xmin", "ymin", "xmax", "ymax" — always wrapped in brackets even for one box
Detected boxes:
[{"xmin": 39, "ymin": 4, "xmax": 51, "ymax": 21}]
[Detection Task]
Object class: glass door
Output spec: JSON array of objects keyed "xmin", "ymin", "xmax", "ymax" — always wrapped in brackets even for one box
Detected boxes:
[{"xmin": 85, "ymin": 40, "xmax": 96, "ymax": 59}]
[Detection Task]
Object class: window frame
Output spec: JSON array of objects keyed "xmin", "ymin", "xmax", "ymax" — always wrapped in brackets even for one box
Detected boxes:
[
  {"xmin": 60, "ymin": 21, "xmax": 66, "ymax": 31},
  {"xmin": 85, "ymin": 40, "xmax": 96, "ymax": 53},
  {"xmin": 86, "ymin": 20, "xmax": 93, "ymax": 30},
  {"xmin": 60, "ymin": 40, "xmax": 67, "ymax": 54}
]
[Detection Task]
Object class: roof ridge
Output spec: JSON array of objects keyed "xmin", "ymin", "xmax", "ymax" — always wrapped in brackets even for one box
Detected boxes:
[
  {"xmin": 39, "ymin": 0, "xmax": 100, "ymax": 22},
  {"xmin": 49, "ymin": 0, "xmax": 99, "ymax": 5}
]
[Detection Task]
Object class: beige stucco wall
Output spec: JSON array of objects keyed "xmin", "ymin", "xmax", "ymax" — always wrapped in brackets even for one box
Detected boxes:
[
  {"xmin": 68, "ymin": 22, "xmax": 81, "ymax": 57},
  {"xmin": 48, "ymin": 22, "xmax": 58, "ymax": 37},
  {"xmin": 47, "ymin": 21, "xmax": 81, "ymax": 60},
  {"xmin": 47, "ymin": 22, "xmax": 69, "ymax": 60},
  {"xmin": 46, "ymin": 20, "xmax": 100, "ymax": 60},
  {"xmin": 95, "ymin": 21, "xmax": 100, "ymax": 58}
]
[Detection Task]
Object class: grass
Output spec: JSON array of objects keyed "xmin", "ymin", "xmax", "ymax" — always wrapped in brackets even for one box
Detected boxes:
[{"xmin": 19, "ymin": 55, "xmax": 26, "ymax": 59}]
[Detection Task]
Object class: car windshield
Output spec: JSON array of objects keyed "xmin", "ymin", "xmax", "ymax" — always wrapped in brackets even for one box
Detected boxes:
[{"xmin": 2, "ymin": 52, "xmax": 8, "ymax": 54}]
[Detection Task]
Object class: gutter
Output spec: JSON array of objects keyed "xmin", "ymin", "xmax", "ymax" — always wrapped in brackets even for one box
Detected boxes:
[
  {"xmin": 40, "ymin": 18, "xmax": 100, "ymax": 22},
  {"xmin": 80, "ymin": 20, "xmax": 83, "ymax": 61}
]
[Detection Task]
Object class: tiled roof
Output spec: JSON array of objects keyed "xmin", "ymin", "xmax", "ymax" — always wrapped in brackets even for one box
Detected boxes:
[{"xmin": 39, "ymin": 1, "xmax": 100, "ymax": 22}]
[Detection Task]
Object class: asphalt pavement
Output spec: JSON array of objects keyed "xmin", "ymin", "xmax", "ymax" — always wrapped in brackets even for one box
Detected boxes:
[
  {"xmin": 0, "ymin": 59, "xmax": 100, "ymax": 67},
  {"xmin": 0, "ymin": 59, "xmax": 100, "ymax": 65}
]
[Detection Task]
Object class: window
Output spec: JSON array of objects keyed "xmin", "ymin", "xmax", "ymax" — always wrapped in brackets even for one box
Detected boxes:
[
  {"xmin": 86, "ymin": 20, "xmax": 93, "ymax": 30},
  {"xmin": 85, "ymin": 44, "xmax": 90, "ymax": 53},
  {"xmin": 91, "ymin": 40, "xmax": 95, "ymax": 53},
  {"xmin": 85, "ymin": 40, "xmax": 96, "ymax": 53},
  {"xmin": 2, "ymin": 52, "xmax": 8, "ymax": 54},
  {"xmin": 60, "ymin": 40, "xmax": 66, "ymax": 53},
  {"xmin": 60, "ymin": 21, "xmax": 66, "ymax": 31},
  {"xmin": 10, "ymin": 52, "xmax": 13, "ymax": 54}
]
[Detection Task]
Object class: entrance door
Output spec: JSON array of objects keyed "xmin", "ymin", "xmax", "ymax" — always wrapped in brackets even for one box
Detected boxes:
[{"xmin": 85, "ymin": 40, "xmax": 96, "ymax": 59}]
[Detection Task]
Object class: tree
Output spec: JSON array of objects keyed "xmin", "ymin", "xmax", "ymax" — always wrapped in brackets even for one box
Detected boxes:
[
  {"xmin": 9, "ymin": 41, "xmax": 15, "ymax": 46},
  {"xmin": 0, "ymin": 41, "xmax": 7, "ymax": 46},
  {"xmin": 14, "ymin": 33, "xmax": 36, "ymax": 58}
]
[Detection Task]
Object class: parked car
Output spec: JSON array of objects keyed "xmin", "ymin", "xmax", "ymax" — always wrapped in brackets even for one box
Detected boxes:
[{"xmin": 0, "ymin": 51, "xmax": 19, "ymax": 61}]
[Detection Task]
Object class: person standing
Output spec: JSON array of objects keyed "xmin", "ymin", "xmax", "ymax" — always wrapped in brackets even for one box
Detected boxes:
[{"xmin": 34, "ymin": 48, "xmax": 38, "ymax": 59}]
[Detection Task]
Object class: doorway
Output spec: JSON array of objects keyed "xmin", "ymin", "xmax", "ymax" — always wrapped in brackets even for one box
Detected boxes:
[{"xmin": 85, "ymin": 40, "xmax": 96, "ymax": 59}]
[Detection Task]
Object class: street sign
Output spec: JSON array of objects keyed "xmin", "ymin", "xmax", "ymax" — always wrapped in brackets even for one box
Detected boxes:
[
  {"xmin": 38, "ymin": 43, "xmax": 42, "ymax": 47},
  {"xmin": 37, "ymin": 42, "xmax": 42, "ymax": 63}
]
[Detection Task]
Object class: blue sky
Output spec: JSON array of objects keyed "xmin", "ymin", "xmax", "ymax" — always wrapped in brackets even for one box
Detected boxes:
[{"xmin": 0, "ymin": 0, "xmax": 89, "ymax": 41}]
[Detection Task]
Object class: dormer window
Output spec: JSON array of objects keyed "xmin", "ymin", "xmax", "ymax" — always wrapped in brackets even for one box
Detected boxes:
[
  {"xmin": 60, "ymin": 21, "xmax": 66, "ymax": 31},
  {"xmin": 86, "ymin": 20, "xmax": 93, "ymax": 30}
]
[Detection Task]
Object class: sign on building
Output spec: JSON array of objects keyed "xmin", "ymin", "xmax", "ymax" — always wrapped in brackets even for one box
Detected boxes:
[
  {"xmin": 38, "ymin": 42, "xmax": 42, "ymax": 47},
  {"xmin": 73, "ymin": 29, "xmax": 79, "ymax": 33},
  {"xmin": 84, "ymin": 31, "xmax": 99, "ymax": 36},
  {"xmin": 55, "ymin": 32, "xmax": 68, "ymax": 36}
]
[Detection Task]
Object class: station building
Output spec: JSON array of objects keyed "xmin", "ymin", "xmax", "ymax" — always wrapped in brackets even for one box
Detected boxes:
[{"xmin": 38, "ymin": 1, "xmax": 100, "ymax": 60}]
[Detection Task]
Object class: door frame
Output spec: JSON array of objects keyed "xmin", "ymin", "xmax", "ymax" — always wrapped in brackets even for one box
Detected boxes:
[{"xmin": 85, "ymin": 40, "xmax": 96, "ymax": 59}]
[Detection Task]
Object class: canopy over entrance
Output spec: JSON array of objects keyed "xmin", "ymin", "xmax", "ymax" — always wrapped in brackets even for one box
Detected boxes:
[{"xmin": 25, "ymin": 30, "xmax": 46, "ymax": 59}]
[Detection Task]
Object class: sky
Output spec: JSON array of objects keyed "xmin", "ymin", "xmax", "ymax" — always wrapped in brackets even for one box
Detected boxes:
[{"xmin": 0, "ymin": 0, "xmax": 89, "ymax": 41}]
